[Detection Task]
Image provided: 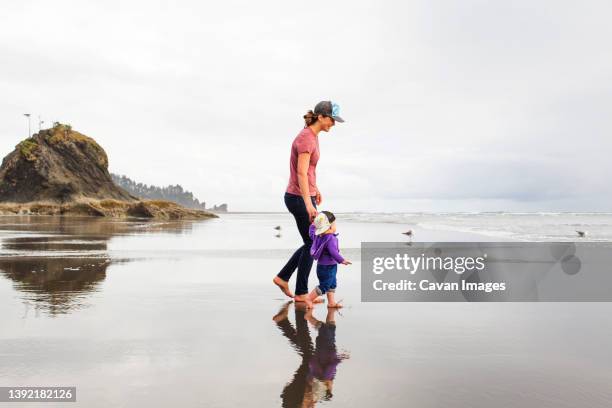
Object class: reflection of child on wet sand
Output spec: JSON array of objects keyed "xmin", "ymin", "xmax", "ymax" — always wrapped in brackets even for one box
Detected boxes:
[
  {"xmin": 305, "ymin": 211, "xmax": 351, "ymax": 308},
  {"xmin": 273, "ymin": 302, "xmax": 349, "ymax": 407},
  {"xmin": 305, "ymin": 308, "xmax": 350, "ymax": 403}
]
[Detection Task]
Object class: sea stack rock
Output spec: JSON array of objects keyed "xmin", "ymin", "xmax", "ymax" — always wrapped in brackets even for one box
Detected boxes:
[
  {"xmin": 0, "ymin": 124, "xmax": 135, "ymax": 203},
  {"xmin": 0, "ymin": 124, "xmax": 217, "ymax": 219}
]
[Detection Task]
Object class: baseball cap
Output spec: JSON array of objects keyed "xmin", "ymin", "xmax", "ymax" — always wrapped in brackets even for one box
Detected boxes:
[{"xmin": 314, "ymin": 101, "xmax": 345, "ymax": 123}]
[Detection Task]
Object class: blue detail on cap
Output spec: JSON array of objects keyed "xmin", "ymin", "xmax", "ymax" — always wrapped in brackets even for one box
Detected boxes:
[{"xmin": 331, "ymin": 102, "xmax": 341, "ymax": 118}]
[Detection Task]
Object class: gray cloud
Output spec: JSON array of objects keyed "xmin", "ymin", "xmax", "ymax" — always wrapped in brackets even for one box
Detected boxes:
[{"xmin": 1, "ymin": 0, "xmax": 610, "ymax": 211}]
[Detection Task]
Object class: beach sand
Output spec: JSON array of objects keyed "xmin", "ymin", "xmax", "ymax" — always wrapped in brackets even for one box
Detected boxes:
[{"xmin": 0, "ymin": 214, "xmax": 610, "ymax": 407}]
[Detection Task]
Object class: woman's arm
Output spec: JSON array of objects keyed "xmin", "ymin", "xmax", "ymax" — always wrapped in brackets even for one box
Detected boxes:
[
  {"xmin": 297, "ymin": 152, "xmax": 318, "ymax": 221},
  {"xmin": 315, "ymin": 191, "xmax": 322, "ymax": 206}
]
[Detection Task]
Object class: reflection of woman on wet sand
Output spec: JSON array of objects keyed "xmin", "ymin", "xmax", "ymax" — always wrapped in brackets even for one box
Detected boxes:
[{"xmin": 273, "ymin": 302, "xmax": 349, "ymax": 407}]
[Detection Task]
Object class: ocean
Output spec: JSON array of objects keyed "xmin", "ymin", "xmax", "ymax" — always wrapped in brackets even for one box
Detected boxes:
[{"xmin": 340, "ymin": 212, "xmax": 612, "ymax": 242}]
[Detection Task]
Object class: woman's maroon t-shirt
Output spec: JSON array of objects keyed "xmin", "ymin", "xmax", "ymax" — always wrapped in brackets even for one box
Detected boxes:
[{"xmin": 286, "ymin": 127, "xmax": 319, "ymax": 196}]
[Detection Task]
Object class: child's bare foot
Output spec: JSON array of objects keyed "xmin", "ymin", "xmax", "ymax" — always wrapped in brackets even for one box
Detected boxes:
[
  {"xmin": 273, "ymin": 276, "xmax": 294, "ymax": 298},
  {"xmin": 327, "ymin": 299, "xmax": 343, "ymax": 309},
  {"xmin": 326, "ymin": 292, "xmax": 341, "ymax": 308},
  {"xmin": 304, "ymin": 288, "xmax": 325, "ymax": 305}
]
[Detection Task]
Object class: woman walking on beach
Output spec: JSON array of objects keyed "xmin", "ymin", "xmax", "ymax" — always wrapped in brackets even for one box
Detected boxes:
[{"xmin": 273, "ymin": 101, "xmax": 344, "ymax": 303}]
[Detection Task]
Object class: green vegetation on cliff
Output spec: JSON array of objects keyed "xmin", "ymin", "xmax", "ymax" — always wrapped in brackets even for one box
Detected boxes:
[{"xmin": 18, "ymin": 138, "xmax": 39, "ymax": 161}]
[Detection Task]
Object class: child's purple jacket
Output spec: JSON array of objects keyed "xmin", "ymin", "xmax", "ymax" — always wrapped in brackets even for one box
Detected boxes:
[{"xmin": 309, "ymin": 224, "xmax": 345, "ymax": 265}]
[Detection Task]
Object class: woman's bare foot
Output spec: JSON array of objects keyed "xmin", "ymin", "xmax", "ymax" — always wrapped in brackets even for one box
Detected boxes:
[
  {"xmin": 272, "ymin": 301, "xmax": 292, "ymax": 322},
  {"xmin": 273, "ymin": 276, "xmax": 294, "ymax": 298}
]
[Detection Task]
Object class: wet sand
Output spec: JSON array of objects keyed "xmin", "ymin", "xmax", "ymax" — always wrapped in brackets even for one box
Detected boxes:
[{"xmin": 0, "ymin": 214, "xmax": 611, "ymax": 407}]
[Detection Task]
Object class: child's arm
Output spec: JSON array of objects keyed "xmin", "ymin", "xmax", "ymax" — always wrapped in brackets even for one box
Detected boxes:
[{"xmin": 327, "ymin": 236, "xmax": 346, "ymax": 264}]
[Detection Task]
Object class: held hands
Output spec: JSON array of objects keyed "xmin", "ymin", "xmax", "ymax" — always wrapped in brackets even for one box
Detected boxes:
[{"xmin": 306, "ymin": 203, "xmax": 318, "ymax": 222}]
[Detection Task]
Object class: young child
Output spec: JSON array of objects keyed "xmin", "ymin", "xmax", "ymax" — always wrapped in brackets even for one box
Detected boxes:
[{"xmin": 306, "ymin": 211, "xmax": 351, "ymax": 308}]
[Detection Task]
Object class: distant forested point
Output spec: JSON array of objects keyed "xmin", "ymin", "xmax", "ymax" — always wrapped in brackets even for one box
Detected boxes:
[{"xmin": 111, "ymin": 173, "xmax": 227, "ymax": 212}]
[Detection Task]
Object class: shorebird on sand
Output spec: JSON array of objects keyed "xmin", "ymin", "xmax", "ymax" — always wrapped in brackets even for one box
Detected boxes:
[
  {"xmin": 576, "ymin": 230, "xmax": 587, "ymax": 238},
  {"xmin": 274, "ymin": 226, "xmax": 282, "ymax": 231}
]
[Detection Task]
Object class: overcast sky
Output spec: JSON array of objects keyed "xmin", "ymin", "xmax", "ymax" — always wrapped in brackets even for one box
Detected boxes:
[{"xmin": 1, "ymin": 1, "xmax": 610, "ymax": 212}]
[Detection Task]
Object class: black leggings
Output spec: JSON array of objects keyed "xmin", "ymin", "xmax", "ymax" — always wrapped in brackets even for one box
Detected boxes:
[{"xmin": 276, "ymin": 192, "xmax": 317, "ymax": 295}]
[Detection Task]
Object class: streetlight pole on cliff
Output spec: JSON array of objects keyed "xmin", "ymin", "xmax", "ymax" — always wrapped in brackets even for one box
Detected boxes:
[{"xmin": 23, "ymin": 113, "xmax": 31, "ymax": 137}]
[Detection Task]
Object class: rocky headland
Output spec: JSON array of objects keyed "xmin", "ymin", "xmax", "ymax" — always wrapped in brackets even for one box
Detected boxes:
[{"xmin": 0, "ymin": 124, "xmax": 217, "ymax": 220}]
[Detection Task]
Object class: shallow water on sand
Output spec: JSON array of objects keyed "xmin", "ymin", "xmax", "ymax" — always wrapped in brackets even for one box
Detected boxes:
[{"xmin": 0, "ymin": 214, "xmax": 611, "ymax": 407}]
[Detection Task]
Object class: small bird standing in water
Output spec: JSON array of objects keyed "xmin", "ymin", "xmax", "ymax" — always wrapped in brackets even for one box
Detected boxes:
[
  {"xmin": 576, "ymin": 230, "xmax": 587, "ymax": 238},
  {"xmin": 402, "ymin": 229, "xmax": 413, "ymax": 241},
  {"xmin": 274, "ymin": 226, "xmax": 282, "ymax": 231}
]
